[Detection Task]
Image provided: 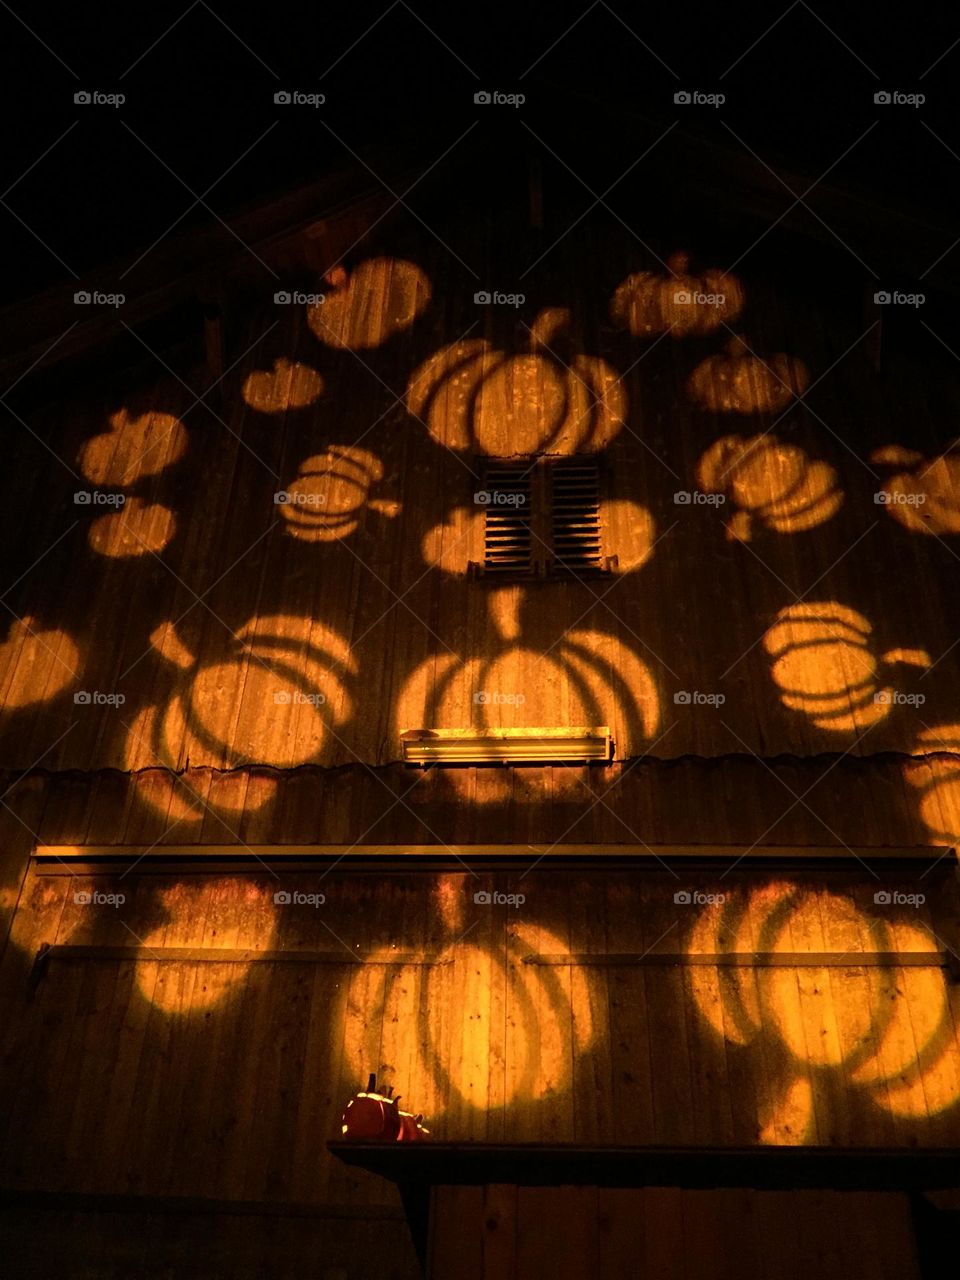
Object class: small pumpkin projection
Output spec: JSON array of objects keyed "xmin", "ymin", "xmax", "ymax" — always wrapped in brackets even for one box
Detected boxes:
[
  {"xmin": 421, "ymin": 498, "xmax": 655, "ymax": 576},
  {"xmin": 904, "ymin": 724, "xmax": 960, "ymax": 851},
  {"xmin": 870, "ymin": 444, "xmax": 960, "ymax": 534},
  {"xmin": 0, "ymin": 616, "xmax": 81, "ymax": 709},
  {"xmin": 78, "ymin": 408, "xmax": 187, "ymax": 487},
  {"xmin": 135, "ymin": 879, "xmax": 276, "ymax": 1014},
  {"xmin": 609, "ymin": 251, "xmax": 744, "ymax": 338},
  {"xmin": 278, "ymin": 446, "xmax": 400, "ymax": 542},
  {"xmin": 688, "ymin": 883, "xmax": 958, "ymax": 1142},
  {"xmin": 763, "ymin": 602, "xmax": 930, "ymax": 732},
  {"xmin": 307, "ymin": 258, "xmax": 431, "ymax": 350},
  {"xmin": 406, "ymin": 308, "xmax": 626, "ymax": 455},
  {"xmin": 123, "ymin": 615, "xmax": 356, "ymax": 818},
  {"xmin": 241, "ymin": 357, "xmax": 324, "ymax": 413},
  {"xmin": 343, "ymin": 911, "xmax": 594, "ymax": 1118},
  {"xmin": 697, "ymin": 434, "xmax": 843, "ymax": 540},
  {"xmin": 340, "ymin": 1074, "xmax": 428, "ymax": 1142},
  {"xmin": 87, "ymin": 497, "xmax": 176, "ymax": 559},
  {"xmin": 688, "ymin": 335, "xmax": 808, "ymax": 414}
]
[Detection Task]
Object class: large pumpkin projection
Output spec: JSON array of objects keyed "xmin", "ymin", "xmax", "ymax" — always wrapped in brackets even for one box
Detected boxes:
[
  {"xmin": 687, "ymin": 884, "xmax": 960, "ymax": 1143},
  {"xmin": 278, "ymin": 445, "xmax": 400, "ymax": 542},
  {"xmin": 870, "ymin": 444, "xmax": 960, "ymax": 534},
  {"xmin": 0, "ymin": 616, "xmax": 82, "ymax": 709},
  {"xmin": 688, "ymin": 335, "xmax": 809, "ymax": 414},
  {"xmin": 135, "ymin": 880, "xmax": 277, "ymax": 1013},
  {"xmin": 904, "ymin": 724, "xmax": 960, "ymax": 851},
  {"xmin": 420, "ymin": 498, "xmax": 655, "ymax": 576},
  {"xmin": 342, "ymin": 920, "xmax": 594, "ymax": 1122},
  {"xmin": 241, "ymin": 357, "xmax": 324, "ymax": 413},
  {"xmin": 77, "ymin": 408, "xmax": 186, "ymax": 559},
  {"xmin": 123, "ymin": 615, "xmax": 356, "ymax": 819},
  {"xmin": 307, "ymin": 258, "xmax": 431, "ymax": 350},
  {"xmin": 763, "ymin": 602, "xmax": 930, "ymax": 732},
  {"xmin": 405, "ymin": 308, "xmax": 626, "ymax": 455},
  {"xmin": 609, "ymin": 252, "xmax": 744, "ymax": 338},
  {"xmin": 697, "ymin": 434, "xmax": 842, "ymax": 540}
]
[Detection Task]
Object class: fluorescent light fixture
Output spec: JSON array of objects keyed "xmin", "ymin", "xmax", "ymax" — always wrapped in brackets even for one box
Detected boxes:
[{"xmin": 400, "ymin": 727, "xmax": 612, "ymax": 765}]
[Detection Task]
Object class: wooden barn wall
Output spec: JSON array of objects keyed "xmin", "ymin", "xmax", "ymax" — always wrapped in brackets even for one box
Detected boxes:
[
  {"xmin": 0, "ymin": 215, "xmax": 959, "ymax": 786},
  {"xmin": 0, "ymin": 769, "xmax": 958, "ymax": 1263}
]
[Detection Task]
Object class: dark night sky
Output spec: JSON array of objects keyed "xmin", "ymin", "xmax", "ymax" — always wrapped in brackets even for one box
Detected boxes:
[{"xmin": 2, "ymin": 2, "xmax": 959, "ymax": 304}]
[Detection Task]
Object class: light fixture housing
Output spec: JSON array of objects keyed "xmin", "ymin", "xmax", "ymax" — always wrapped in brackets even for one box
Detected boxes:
[{"xmin": 400, "ymin": 726, "xmax": 612, "ymax": 765}]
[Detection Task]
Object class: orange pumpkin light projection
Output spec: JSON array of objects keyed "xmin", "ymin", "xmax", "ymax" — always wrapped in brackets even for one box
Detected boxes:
[
  {"xmin": 307, "ymin": 258, "xmax": 431, "ymax": 350},
  {"xmin": 406, "ymin": 308, "xmax": 625, "ymax": 455},
  {"xmin": 241, "ymin": 358, "xmax": 324, "ymax": 413},
  {"xmin": 688, "ymin": 884, "xmax": 959, "ymax": 1143},
  {"xmin": 0, "ymin": 616, "xmax": 82, "ymax": 709},
  {"xmin": 904, "ymin": 724, "xmax": 960, "ymax": 852},
  {"xmin": 763, "ymin": 603, "xmax": 930, "ymax": 732},
  {"xmin": 87, "ymin": 498, "xmax": 177, "ymax": 559},
  {"xmin": 278, "ymin": 446, "xmax": 400, "ymax": 542},
  {"xmin": 697, "ymin": 434, "xmax": 843, "ymax": 540},
  {"xmin": 609, "ymin": 252, "xmax": 744, "ymax": 338},
  {"xmin": 124, "ymin": 616, "xmax": 356, "ymax": 818},
  {"xmin": 78, "ymin": 408, "xmax": 187, "ymax": 487},
  {"xmin": 136, "ymin": 880, "xmax": 276, "ymax": 1013},
  {"xmin": 343, "ymin": 921, "xmax": 594, "ymax": 1119},
  {"xmin": 77, "ymin": 408, "xmax": 185, "ymax": 559},
  {"xmin": 870, "ymin": 445, "xmax": 960, "ymax": 535},
  {"xmin": 688, "ymin": 335, "xmax": 809, "ymax": 414},
  {"xmin": 397, "ymin": 589, "xmax": 659, "ymax": 801}
]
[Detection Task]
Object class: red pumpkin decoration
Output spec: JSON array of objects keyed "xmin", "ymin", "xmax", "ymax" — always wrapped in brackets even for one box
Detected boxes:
[
  {"xmin": 610, "ymin": 251, "xmax": 744, "ymax": 338},
  {"xmin": 697, "ymin": 434, "xmax": 842, "ymax": 540},
  {"xmin": 308, "ymin": 258, "xmax": 431, "ymax": 350},
  {"xmin": 406, "ymin": 308, "xmax": 625, "ymax": 455},
  {"xmin": 688, "ymin": 335, "xmax": 808, "ymax": 414},
  {"xmin": 340, "ymin": 1075, "xmax": 428, "ymax": 1142}
]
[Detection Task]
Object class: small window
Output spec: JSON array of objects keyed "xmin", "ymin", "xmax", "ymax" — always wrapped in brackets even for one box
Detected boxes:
[{"xmin": 477, "ymin": 457, "xmax": 610, "ymax": 579}]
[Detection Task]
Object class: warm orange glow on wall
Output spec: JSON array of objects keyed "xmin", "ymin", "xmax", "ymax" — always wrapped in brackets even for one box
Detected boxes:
[
  {"xmin": 609, "ymin": 252, "xmax": 744, "ymax": 338},
  {"xmin": 343, "ymin": 922, "xmax": 593, "ymax": 1119},
  {"xmin": 0, "ymin": 616, "xmax": 82, "ymax": 709},
  {"xmin": 278, "ymin": 446, "xmax": 399, "ymax": 542},
  {"xmin": 697, "ymin": 434, "xmax": 843, "ymax": 540},
  {"xmin": 241, "ymin": 357, "xmax": 324, "ymax": 413},
  {"xmin": 406, "ymin": 308, "xmax": 625, "ymax": 455},
  {"xmin": 123, "ymin": 616, "xmax": 356, "ymax": 816},
  {"xmin": 688, "ymin": 336, "xmax": 808, "ymax": 414},
  {"xmin": 763, "ymin": 602, "xmax": 930, "ymax": 732},
  {"xmin": 135, "ymin": 880, "xmax": 276, "ymax": 1013},
  {"xmin": 871, "ymin": 445, "xmax": 960, "ymax": 534},
  {"xmin": 688, "ymin": 883, "xmax": 959, "ymax": 1143},
  {"xmin": 87, "ymin": 497, "xmax": 176, "ymax": 558},
  {"xmin": 905, "ymin": 724, "xmax": 960, "ymax": 851},
  {"xmin": 307, "ymin": 258, "xmax": 431, "ymax": 350},
  {"xmin": 78, "ymin": 409, "xmax": 187, "ymax": 486}
]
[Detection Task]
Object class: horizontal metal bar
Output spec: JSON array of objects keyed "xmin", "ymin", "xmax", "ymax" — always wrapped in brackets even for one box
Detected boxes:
[
  {"xmin": 36, "ymin": 945, "xmax": 444, "ymax": 967},
  {"xmin": 32, "ymin": 843, "xmax": 955, "ymax": 875},
  {"xmin": 525, "ymin": 952, "xmax": 952, "ymax": 969}
]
